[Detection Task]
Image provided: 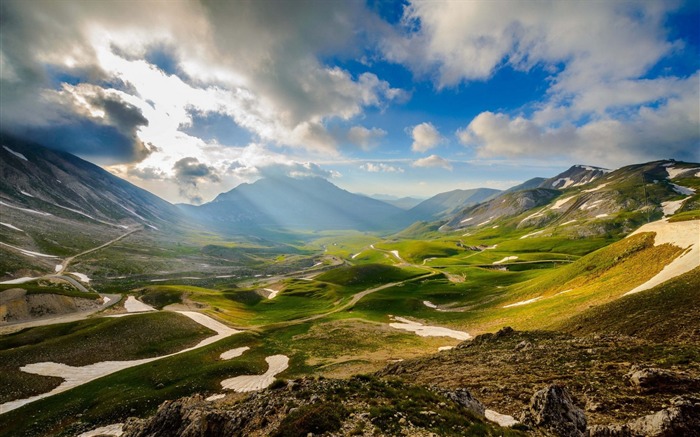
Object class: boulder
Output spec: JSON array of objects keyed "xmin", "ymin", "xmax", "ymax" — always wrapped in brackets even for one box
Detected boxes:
[
  {"xmin": 588, "ymin": 396, "xmax": 700, "ymax": 437},
  {"xmin": 519, "ymin": 384, "xmax": 587, "ymax": 437},
  {"xmin": 625, "ymin": 366, "xmax": 694, "ymax": 393},
  {"xmin": 439, "ymin": 388, "xmax": 486, "ymax": 416}
]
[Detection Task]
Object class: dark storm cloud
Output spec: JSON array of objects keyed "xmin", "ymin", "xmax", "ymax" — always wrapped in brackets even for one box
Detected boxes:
[{"xmin": 173, "ymin": 157, "xmax": 221, "ymax": 204}]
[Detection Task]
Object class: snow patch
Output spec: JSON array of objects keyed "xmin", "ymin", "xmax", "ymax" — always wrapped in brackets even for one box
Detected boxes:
[
  {"xmin": 581, "ymin": 199, "xmax": 604, "ymax": 210},
  {"xmin": 503, "ymin": 297, "xmax": 542, "ymax": 308},
  {"xmin": 220, "ymin": 347, "xmax": 250, "ymax": 360},
  {"xmin": 485, "ymin": 409, "xmax": 519, "ymax": 427},
  {"xmin": 20, "ymin": 190, "xmax": 34, "ymax": 197},
  {"xmin": 666, "ymin": 166, "xmax": 700, "ymax": 179},
  {"xmin": 437, "ymin": 346, "xmax": 454, "ymax": 352},
  {"xmin": 0, "ymin": 241, "xmax": 58, "ymax": 258},
  {"xmin": 520, "ymin": 230, "xmax": 545, "ymax": 239},
  {"xmin": 351, "ymin": 252, "xmax": 362, "ymax": 259},
  {"xmin": 123, "ymin": 296, "xmax": 156, "ymax": 313},
  {"xmin": 69, "ymin": 272, "xmax": 91, "ymax": 283},
  {"xmin": 560, "ymin": 220, "xmax": 577, "ymax": 226},
  {"xmin": 551, "ymin": 196, "xmax": 575, "ymax": 210},
  {"xmin": 423, "ymin": 300, "xmax": 437, "ymax": 309},
  {"xmin": 0, "ymin": 200, "xmax": 52, "ymax": 216},
  {"xmin": 3, "ymin": 146, "xmax": 28, "ymax": 161},
  {"xmin": 670, "ymin": 183, "xmax": 695, "ymax": 196},
  {"xmin": 264, "ymin": 288, "xmax": 280, "ymax": 299},
  {"xmin": 595, "ymin": 214, "xmax": 609, "ymax": 218},
  {"xmin": 492, "ymin": 256, "xmax": 518, "ymax": 265},
  {"xmin": 390, "ymin": 250, "xmax": 404, "ymax": 262},
  {"xmin": 0, "ymin": 277, "xmax": 35, "ymax": 285},
  {"xmin": 55, "ymin": 264, "xmax": 62, "ymax": 273},
  {"xmin": 624, "ymin": 219, "xmax": 700, "ymax": 295},
  {"xmin": 553, "ymin": 177, "xmax": 575, "ymax": 189},
  {"xmin": 460, "ymin": 217, "xmax": 474, "ymax": 224},
  {"xmin": 0, "ymin": 222, "xmax": 23, "ymax": 232},
  {"xmin": 661, "ymin": 199, "xmax": 687, "ymax": 217},
  {"xmin": 389, "ymin": 316, "xmax": 471, "ymax": 340},
  {"xmin": 519, "ymin": 211, "xmax": 544, "ymax": 224},
  {"xmin": 583, "ymin": 183, "xmax": 608, "ymax": 193},
  {"xmin": 206, "ymin": 394, "xmax": 226, "ymax": 402},
  {"xmin": 221, "ymin": 355, "xmax": 289, "ymax": 392},
  {"xmin": 77, "ymin": 423, "xmax": 124, "ymax": 437}
]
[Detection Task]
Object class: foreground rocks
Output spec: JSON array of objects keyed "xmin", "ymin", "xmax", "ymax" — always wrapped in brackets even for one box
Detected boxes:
[{"xmin": 519, "ymin": 385, "xmax": 587, "ymax": 437}]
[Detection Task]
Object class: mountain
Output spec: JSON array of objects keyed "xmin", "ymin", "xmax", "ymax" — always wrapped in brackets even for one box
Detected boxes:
[
  {"xmin": 502, "ymin": 177, "xmax": 546, "ymax": 194},
  {"xmin": 539, "ymin": 164, "xmax": 610, "ymax": 189},
  {"xmin": 369, "ymin": 194, "xmax": 424, "ymax": 210},
  {"xmin": 405, "ymin": 188, "xmax": 501, "ymax": 222},
  {"xmin": 180, "ymin": 176, "xmax": 412, "ymax": 232},
  {"xmin": 0, "ymin": 133, "xmax": 187, "ymax": 276},
  {"xmin": 0, "ymin": 134, "xmax": 183, "ymax": 229},
  {"xmin": 440, "ymin": 160, "xmax": 700, "ymax": 234}
]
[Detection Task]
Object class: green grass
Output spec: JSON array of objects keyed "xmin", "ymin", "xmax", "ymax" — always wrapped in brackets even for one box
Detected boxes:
[
  {"xmin": 0, "ymin": 282, "xmax": 100, "ymax": 300},
  {"xmin": 316, "ymin": 264, "xmax": 425, "ymax": 288},
  {"xmin": 0, "ymin": 312, "xmax": 214, "ymax": 404}
]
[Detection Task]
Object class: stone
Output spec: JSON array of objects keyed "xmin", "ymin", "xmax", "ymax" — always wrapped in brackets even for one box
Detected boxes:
[
  {"xmin": 439, "ymin": 388, "xmax": 486, "ymax": 416},
  {"xmin": 519, "ymin": 384, "xmax": 587, "ymax": 437}
]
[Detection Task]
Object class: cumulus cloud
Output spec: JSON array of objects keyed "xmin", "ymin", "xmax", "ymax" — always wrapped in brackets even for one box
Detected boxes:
[
  {"xmin": 409, "ymin": 122, "xmax": 443, "ymax": 153},
  {"xmin": 173, "ymin": 157, "xmax": 221, "ymax": 204},
  {"xmin": 458, "ymin": 76, "xmax": 700, "ymax": 166},
  {"xmin": 411, "ymin": 155, "xmax": 453, "ymax": 170},
  {"xmin": 347, "ymin": 126, "xmax": 387, "ymax": 150},
  {"xmin": 361, "ymin": 162, "xmax": 404, "ymax": 173}
]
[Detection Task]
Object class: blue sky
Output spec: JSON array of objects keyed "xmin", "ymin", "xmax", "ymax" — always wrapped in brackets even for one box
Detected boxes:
[{"xmin": 1, "ymin": 0, "xmax": 698, "ymax": 203}]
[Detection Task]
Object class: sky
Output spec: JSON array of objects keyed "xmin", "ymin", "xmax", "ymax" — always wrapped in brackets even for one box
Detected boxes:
[{"xmin": 1, "ymin": 0, "xmax": 698, "ymax": 204}]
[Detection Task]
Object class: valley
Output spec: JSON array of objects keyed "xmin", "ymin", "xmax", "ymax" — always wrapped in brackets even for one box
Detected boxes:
[{"xmin": 1, "ymin": 141, "xmax": 699, "ymax": 436}]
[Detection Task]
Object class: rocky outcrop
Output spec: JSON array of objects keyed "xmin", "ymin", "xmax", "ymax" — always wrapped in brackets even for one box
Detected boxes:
[
  {"xmin": 0, "ymin": 288, "xmax": 101, "ymax": 324},
  {"xmin": 588, "ymin": 396, "xmax": 700, "ymax": 437},
  {"xmin": 625, "ymin": 366, "xmax": 695, "ymax": 393},
  {"xmin": 436, "ymin": 388, "xmax": 486, "ymax": 416},
  {"xmin": 519, "ymin": 384, "xmax": 587, "ymax": 437}
]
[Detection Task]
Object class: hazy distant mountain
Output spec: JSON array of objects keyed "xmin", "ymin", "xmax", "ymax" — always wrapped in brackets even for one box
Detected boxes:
[
  {"xmin": 181, "ymin": 176, "xmax": 411, "ymax": 232},
  {"xmin": 405, "ymin": 188, "xmax": 501, "ymax": 222},
  {"xmin": 369, "ymin": 194, "xmax": 424, "ymax": 210},
  {"xmin": 502, "ymin": 177, "xmax": 546, "ymax": 194}
]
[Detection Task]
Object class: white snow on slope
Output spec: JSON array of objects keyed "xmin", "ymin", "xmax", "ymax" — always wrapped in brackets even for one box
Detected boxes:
[
  {"xmin": 264, "ymin": 288, "xmax": 280, "ymax": 299},
  {"xmin": 670, "ymin": 183, "xmax": 695, "ymax": 196},
  {"xmin": 0, "ymin": 311, "xmax": 240, "ymax": 414},
  {"xmin": 3, "ymin": 146, "xmax": 28, "ymax": 161},
  {"xmin": 78, "ymin": 423, "xmax": 124, "ymax": 437},
  {"xmin": 520, "ymin": 230, "xmax": 545, "ymax": 239},
  {"xmin": 661, "ymin": 199, "xmax": 687, "ymax": 217},
  {"xmin": 553, "ymin": 177, "xmax": 575, "ymax": 189},
  {"xmin": 390, "ymin": 250, "xmax": 404, "ymax": 262},
  {"xmin": 0, "ymin": 241, "xmax": 58, "ymax": 258},
  {"xmin": 485, "ymin": 410, "xmax": 519, "ymax": 427},
  {"xmin": 666, "ymin": 166, "xmax": 700, "ymax": 179},
  {"xmin": 221, "ymin": 355, "xmax": 289, "ymax": 392},
  {"xmin": 423, "ymin": 300, "xmax": 437, "ymax": 309},
  {"xmin": 624, "ymin": 219, "xmax": 700, "ymax": 296},
  {"xmin": 583, "ymin": 183, "xmax": 608, "ymax": 193},
  {"xmin": 560, "ymin": 220, "xmax": 577, "ymax": 226},
  {"xmin": 220, "ymin": 347, "xmax": 250, "ymax": 360},
  {"xmin": 581, "ymin": 199, "xmax": 604, "ymax": 210},
  {"xmin": 69, "ymin": 272, "xmax": 91, "ymax": 283},
  {"xmin": 0, "ymin": 277, "xmax": 35, "ymax": 285},
  {"xmin": 493, "ymin": 256, "xmax": 518, "ymax": 264},
  {"xmin": 503, "ymin": 297, "xmax": 542, "ymax": 308},
  {"xmin": 20, "ymin": 190, "xmax": 34, "ymax": 197},
  {"xmin": 460, "ymin": 217, "xmax": 474, "ymax": 223},
  {"xmin": 55, "ymin": 264, "xmax": 62, "ymax": 273},
  {"xmin": 0, "ymin": 222, "xmax": 23, "ymax": 232},
  {"xmin": 123, "ymin": 296, "xmax": 156, "ymax": 313},
  {"xmin": 596, "ymin": 214, "xmax": 609, "ymax": 218},
  {"xmin": 389, "ymin": 316, "xmax": 471, "ymax": 340},
  {"xmin": 551, "ymin": 196, "xmax": 575, "ymax": 210},
  {"xmin": 0, "ymin": 201, "xmax": 51, "ymax": 216}
]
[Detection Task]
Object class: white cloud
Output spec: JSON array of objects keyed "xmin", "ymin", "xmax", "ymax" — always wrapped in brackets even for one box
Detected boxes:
[
  {"xmin": 348, "ymin": 126, "xmax": 387, "ymax": 150},
  {"xmin": 361, "ymin": 162, "xmax": 404, "ymax": 173},
  {"xmin": 410, "ymin": 122, "xmax": 443, "ymax": 152},
  {"xmin": 458, "ymin": 75, "xmax": 700, "ymax": 166},
  {"xmin": 412, "ymin": 155, "xmax": 453, "ymax": 170}
]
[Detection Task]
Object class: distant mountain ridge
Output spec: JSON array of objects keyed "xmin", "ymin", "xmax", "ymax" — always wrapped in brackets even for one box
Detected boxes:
[
  {"xmin": 405, "ymin": 188, "xmax": 501, "ymax": 222},
  {"xmin": 180, "ymin": 175, "xmax": 413, "ymax": 232}
]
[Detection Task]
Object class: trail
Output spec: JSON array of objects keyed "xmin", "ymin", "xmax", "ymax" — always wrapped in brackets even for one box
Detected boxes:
[{"xmin": 56, "ymin": 227, "xmax": 142, "ymax": 274}]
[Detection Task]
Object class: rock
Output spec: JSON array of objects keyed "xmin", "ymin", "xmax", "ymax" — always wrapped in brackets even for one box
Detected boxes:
[
  {"xmin": 438, "ymin": 388, "xmax": 486, "ymax": 416},
  {"xmin": 625, "ymin": 366, "xmax": 693, "ymax": 393},
  {"xmin": 515, "ymin": 340, "xmax": 533, "ymax": 351},
  {"xmin": 587, "ymin": 396, "xmax": 700, "ymax": 437},
  {"xmin": 519, "ymin": 384, "xmax": 587, "ymax": 437}
]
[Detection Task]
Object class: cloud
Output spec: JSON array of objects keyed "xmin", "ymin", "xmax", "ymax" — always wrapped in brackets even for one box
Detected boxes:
[
  {"xmin": 347, "ymin": 126, "xmax": 387, "ymax": 150},
  {"xmin": 258, "ymin": 162, "xmax": 338, "ymax": 180},
  {"xmin": 409, "ymin": 122, "xmax": 443, "ymax": 153},
  {"xmin": 361, "ymin": 162, "xmax": 404, "ymax": 173},
  {"xmin": 173, "ymin": 157, "xmax": 221, "ymax": 204},
  {"xmin": 411, "ymin": 155, "xmax": 453, "ymax": 170},
  {"xmin": 384, "ymin": 1, "xmax": 677, "ymax": 89},
  {"xmin": 458, "ymin": 77, "xmax": 700, "ymax": 166}
]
